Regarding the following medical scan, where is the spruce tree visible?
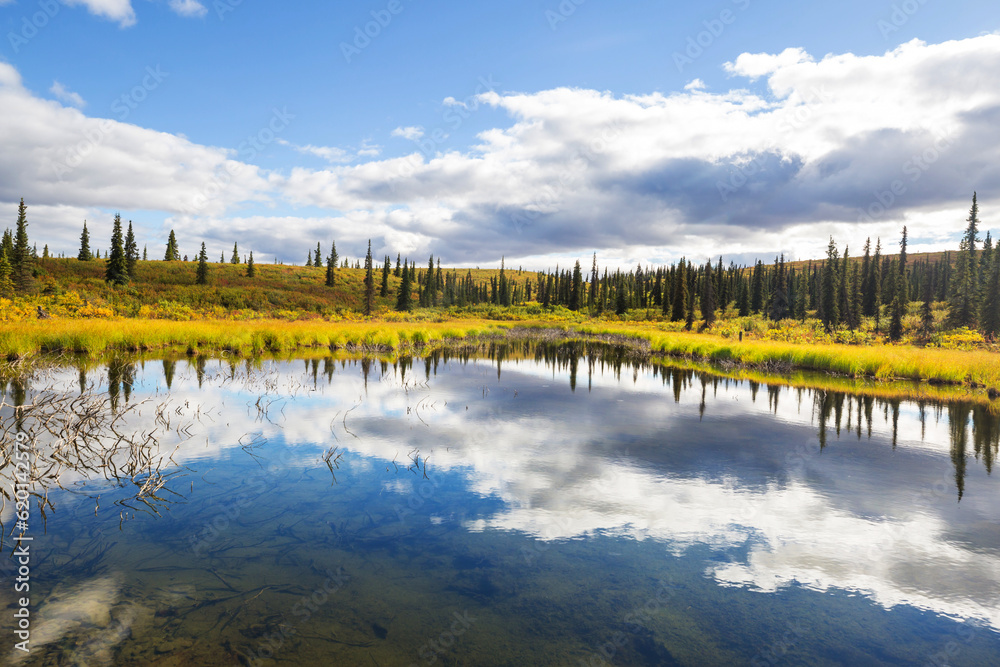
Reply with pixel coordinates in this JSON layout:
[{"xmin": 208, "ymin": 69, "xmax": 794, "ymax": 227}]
[
  {"xmin": 980, "ymin": 231, "xmax": 993, "ymax": 306},
  {"xmin": 981, "ymin": 252, "xmax": 1000, "ymax": 338},
  {"xmin": 325, "ymin": 241, "xmax": 338, "ymax": 287},
  {"xmin": 871, "ymin": 239, "xmax": 883, "ymax": 331},
  {"xmin": 737, "ymin": 272, "xmax": 750, "ymax": 317},
  {"xmin": 12, "ymin": 198, "xmax": 33, "ymax": 293},
  {"xmin": 396, "ymin": 257, "xmax": 412, "ymax": 311},
  {"xmin": 425, "ymin": 255, "xmax": 436, "ymax": 307},
  {"xmin": 1, "ymin": 229, "xmax": 12, "ymax": 261},
  {"xmin": 860, "ymin": 238, "xmax": 873, "ymax": 316},
  {"xmin": 588, "ymin": 254, "xmax": 599, "ymax": 312},
  {"xmin": 614, "ymin": 275, "xmax": 628, "ymax": 315},
  {"xmin": 124, "ymin": 221, "xmax": 138, "ymax": 277},
  {"xmin": 363, "ymin": 240, "xmax": 375, "ymax": 316},
  {"xmin": 949, "ymin": 193, "xmax": 980, "ymax": 327},
  {"xmin": 231, "ymin": 243, "xmax": 240, "ymax": 265},
  {"xmin": 794, "ymin": 269, "xmax": 808, "ymax": 320},
  {"xmin": 821, "ymin": 237, "xmax": 840, "ymax": 330},
  {"xmin": 570, "ymin": 260, "xmax": 583, "ymax": 311},
  {"xmin": 671, "ymin": 259, "xmax": 687, "ymax": 322},
  {"xmin": 164, "ymin": 230, "xmax": 180, "ymax": 261},
  {"xmin": 0, "ymin": 250, "xmax": 13, "ymax": 297},
  {"xmin": 247, "ymin": 251, "xmax": 256, "ymax": 278},
  {"xmin": 105, "ymin": 213, "xmax": 128, "ymax": 286},
  {"xmin": 685, "ymin": 269, "xmax": 696, "ymax": 331},
  {"xmin": 750, "ymin": 261, "xmax": 764, "ymax": 314},
  {"xmin": 849, "ymin": 262, "xmax": 862, "ymax": 331},
  {"xmin": 838, "ymin": 247, "xmax": 852, "ymax": 328},
  {"xmin": 702, "ymin": 260, "xmax": 717, "ymax": 326},
  {"xmin": 380, "ymin": 255, "xmax": 390, "ymax": 297},
  {"xmin": 889, "ymin": 227, "xmax": 909, "ymax": 341},
  {"xmin": 921, "ymin": 265, "xmax": 938, "ymax": 338},
  {"xmin": 196, "ymin": 242, "xmax": 209, "ymax": 285},
  {"xmin": 78, "ymin": 220, "xmax": 93, "ymax": 261},
  {"xmin": 769, "ymin": 254, "xmax": 788, "ymax": 321},
  {"xmin": 143, "ymin": 245, "xmax": 148, "ymax": 261},
  {"xmin": 394, "ymin": 253, "xmax": 402, "ymax": 277},
  {"xmin": 315, "ymin": 243, "xmax": 322, "ymax": 269}
]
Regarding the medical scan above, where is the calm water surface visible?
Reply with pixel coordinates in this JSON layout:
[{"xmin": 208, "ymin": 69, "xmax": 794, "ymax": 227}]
[{"xmin": 2, "ymin": 342, "xmax": 1000, "ymax": 665}]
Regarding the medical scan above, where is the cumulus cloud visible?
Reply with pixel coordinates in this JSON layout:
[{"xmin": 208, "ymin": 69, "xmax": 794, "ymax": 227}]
[
  {"xmin": 167, "ymin": 0, "xmax": 207, "ymax": 18},
  {"xmin": 391, "ymin": 126, "xmax": 425, "ymax": 140},
  {"xmin": 273, "ymin": 36, "xmax": 1000, "ymax": 264},
  {"xmin": 723, "ymin": 46, "xmax": 814, "ymax": 79},
  {"xmin": 49, "ymin": 81, "xmax": 85, "ymax": 108},
  {"xmin": 63, "ymin": 0, "xmax": 137, "ymax": 27},
  {"xmin": 5, "ymin": 36, "xmax": 1000, "ymax": 266},
  {"xmin": 0, "ymin": 61, "xmax": 272, "ymax": 229}
]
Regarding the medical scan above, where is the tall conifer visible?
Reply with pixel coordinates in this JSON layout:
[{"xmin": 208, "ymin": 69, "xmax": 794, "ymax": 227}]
[
  {"xmin": 105, "ymin": 214, "xmax": 128, "ymax": 286},
  {"xmin": 78, "ymin": 220, "xmax": 93, "ymax": 261}
]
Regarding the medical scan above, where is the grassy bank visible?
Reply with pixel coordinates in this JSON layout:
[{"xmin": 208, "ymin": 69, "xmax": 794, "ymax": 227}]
[
  {"xmin": 573, "ymin": 323, "xmax": 1000, "ymax": 389},
  {"xmin": 0, "ymin": 318, "xmax": 513, "ymax": 358},
  {"xmin": 3, "ymin": 318, "xmax": 999, "ymax": 391}
]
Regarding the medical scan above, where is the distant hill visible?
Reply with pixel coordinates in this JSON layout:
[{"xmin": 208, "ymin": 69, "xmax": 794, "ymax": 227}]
[{"xmin": 30, "ymin": 257, "xmax": 539, "ymax": 315}]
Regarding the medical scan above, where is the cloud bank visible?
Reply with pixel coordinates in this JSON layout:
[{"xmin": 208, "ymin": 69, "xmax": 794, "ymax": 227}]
[{"xmin": 4, "ymin": 35, "xmax": 1000, "ymax": 265}]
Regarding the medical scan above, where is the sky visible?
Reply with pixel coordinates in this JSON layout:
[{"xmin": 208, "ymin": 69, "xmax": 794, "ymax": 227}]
[{"xmin": 1, "ymin": 0, "xmax": 1000, "ymax": 269}]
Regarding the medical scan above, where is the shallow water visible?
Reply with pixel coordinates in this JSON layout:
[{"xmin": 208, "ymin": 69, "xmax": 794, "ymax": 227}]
[{"xmin": 2, "ymin": 342, "xmax": 1000, "ymax": 665}]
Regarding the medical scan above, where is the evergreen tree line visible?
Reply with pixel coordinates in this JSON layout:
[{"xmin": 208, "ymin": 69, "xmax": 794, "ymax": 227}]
[{"xmin": 2, "ymin": 195, "xmax": 998, "ymax": 336}]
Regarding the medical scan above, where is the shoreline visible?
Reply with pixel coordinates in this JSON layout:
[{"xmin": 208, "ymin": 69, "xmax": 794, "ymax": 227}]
[{"xmin": 2, "ymin": 318, "xmax": 1000, "ymax": 408}]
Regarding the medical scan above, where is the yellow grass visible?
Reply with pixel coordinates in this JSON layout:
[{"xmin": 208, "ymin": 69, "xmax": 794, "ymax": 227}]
[
  {"xmin": 0, "ymin": 318, "xmax": 512, "ymax": 359},
  {"xmin": 5, "ymin": 318, "xmax": 1000, "ymax": 398},
  {"xmin": 573, "ymin": 323, "xmax": 1000, "ymax": 389}
]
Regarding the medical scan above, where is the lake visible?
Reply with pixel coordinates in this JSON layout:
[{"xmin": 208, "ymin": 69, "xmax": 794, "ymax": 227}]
[{"xmin": 2, "ymin": 340, "xmax": 1000, "ymax": 665}]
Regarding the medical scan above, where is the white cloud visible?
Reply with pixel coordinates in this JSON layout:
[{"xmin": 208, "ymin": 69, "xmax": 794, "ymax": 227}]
[
  {"xmin": 723, "ymin": 46, "xmax": 814, "ymax": 80},
  {"xmin": 277, "ymin": 140, "xmax": 350, "ymax": 164},
  {"xmin": 277, "ymin": 139, "xmax": 381, "ymax": 164},
  {"xmin": 167, "ymin": 0, "xmax": 207, "ymax": 18},
  {"xmin": 5, "ymin": 36, "xmax": 1000, "ymax": 266},
  {"xmin": 0, "ymin": 62, "xmax": 272, "ymax": 222},
  {"xmin": 391, "ymin": 126, "xmax": 424, "ymax": 140},
  {"xmin": 274, "ymin": 35, "xmax": 1000, "ymax": 265},
  {"xmin": 63, "ymin": 0, "xmax": 137, "ymax": 27},
  {"xmin": 49, "ymin": 81, "xmax": 86, "ymax": 108},
  {"xmin": 683, "ymin": 78, "xmax": 706, "ymax": 91}
]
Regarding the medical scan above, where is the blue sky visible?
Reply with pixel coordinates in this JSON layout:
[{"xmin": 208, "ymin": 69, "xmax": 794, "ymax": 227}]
[{"xmin": 2, "ymin": 0, "xmax": 1000, "ymax": 267}]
